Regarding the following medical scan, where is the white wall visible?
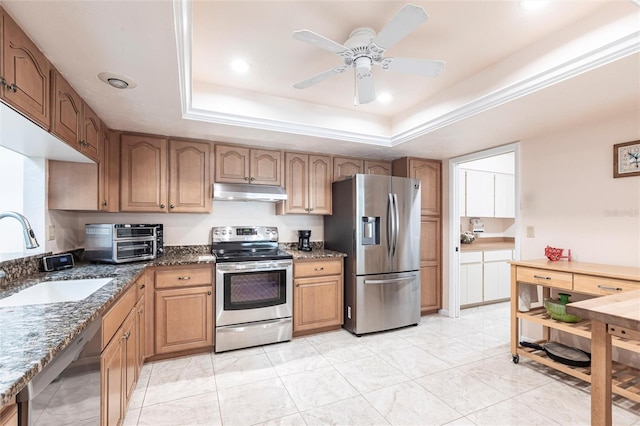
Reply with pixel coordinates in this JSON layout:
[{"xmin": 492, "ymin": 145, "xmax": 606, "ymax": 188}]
[
  {"xmin": 519, "ymin": 111, "xmax": 640, "ymax": 267},
  {"xmin": 48, "ymin": 201, "xmax": 324, "ymax": 251}
]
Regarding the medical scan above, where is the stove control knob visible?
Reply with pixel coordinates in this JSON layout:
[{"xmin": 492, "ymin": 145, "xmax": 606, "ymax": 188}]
[
  {"xmin": 221, "ymin": 230, "xmax": 227, "ymax": 235},
  {"xmin": 214, "ymin": 230, "xmax": 220, "ymax": 235}
]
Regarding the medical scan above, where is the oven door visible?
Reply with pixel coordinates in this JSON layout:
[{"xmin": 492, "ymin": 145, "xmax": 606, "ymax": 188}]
[
  {"xmin": 216, "ymin": 260, "xmax": 292, "ymax": 326},
  {"xmin": 113, "ymin": 237, "xmax": 156, "ymax": 262}
]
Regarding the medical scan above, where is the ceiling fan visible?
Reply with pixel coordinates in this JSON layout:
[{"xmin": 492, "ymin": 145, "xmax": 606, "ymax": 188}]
[{"xmin": 292, "ymin": 4, "xmax": 445, "ymax": 105}]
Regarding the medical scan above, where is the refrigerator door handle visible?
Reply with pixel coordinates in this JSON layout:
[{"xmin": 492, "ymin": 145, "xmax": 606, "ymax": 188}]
[
  {"xmin": 387, "ymin": 193, "xmax": 394, "ymax": 257},
  {"xmin": 392, "ymin": 193, "xmax": 400, "ymax": 258},
  {"xmin": 364, "ymin": 276, "xmax": 417, "ymax": 285}
]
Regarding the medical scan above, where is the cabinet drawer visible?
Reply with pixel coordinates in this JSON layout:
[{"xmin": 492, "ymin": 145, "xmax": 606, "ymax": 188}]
[
  {"xmin": 294, "ymin": 259, "xmax": 342, "ymax": 278},
  {"xmin": 573, "ymin": 274, "xmax": 639, "ymax": 296},
  {"xmin": 483, "ymin": 249, "xmax": 513, "ymax": 262},
  {"xmin": 460, "ymin": 251, "xmax": 482, "ymax": 263},
  {"xmin": 102, "ymin": 283, "xmax": 136, "ymax": 349},
  {"xmin": 516, "ymin": 266, "xmax": 573, "ymax": 290},
  {"xmin": 154, "ymin": 266, "xmax": 213, "ymax": 289}
]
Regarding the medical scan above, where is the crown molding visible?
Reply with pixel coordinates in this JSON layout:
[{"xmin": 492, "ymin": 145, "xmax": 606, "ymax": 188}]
[{"xmin": 174, "ymin": 0, "xmax": 639, "ymax": 148}]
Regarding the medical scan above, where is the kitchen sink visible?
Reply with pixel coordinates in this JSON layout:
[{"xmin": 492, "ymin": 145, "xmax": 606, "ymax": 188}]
[{"xmin": 0, "ymin": 278, "xmax": 113, "ymax": 307}]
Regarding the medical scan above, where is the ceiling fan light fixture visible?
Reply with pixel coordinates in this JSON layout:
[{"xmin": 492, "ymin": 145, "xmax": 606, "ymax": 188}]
[{"xmin": 230, "ymin": 58, "xmax": 251, "ymax": 74}]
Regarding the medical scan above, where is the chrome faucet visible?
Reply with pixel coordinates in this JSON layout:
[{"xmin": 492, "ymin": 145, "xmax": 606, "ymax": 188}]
[{"xmin": 0, "ymin": 211, "xmax": 39, "ymax": 249}]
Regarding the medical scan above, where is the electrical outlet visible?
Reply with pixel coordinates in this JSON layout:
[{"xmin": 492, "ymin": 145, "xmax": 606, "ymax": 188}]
[
  {"xmin": 48, "ymin": 225, "xmax": 56, "ymax": 241},
  {"xmin": 526, "ymin": 226, "xmax": 535, "ymax": 238}
]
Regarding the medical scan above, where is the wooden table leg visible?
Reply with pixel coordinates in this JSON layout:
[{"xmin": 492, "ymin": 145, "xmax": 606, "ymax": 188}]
[{"xmin": 590, "ymin": 320, "xmax": 612, "ymax": 426}]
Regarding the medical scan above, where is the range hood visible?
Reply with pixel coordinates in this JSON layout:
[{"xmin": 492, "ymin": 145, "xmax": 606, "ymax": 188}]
[{"xmin": 213, "ymin": 183, "xmax": 287, "ymax": 202}]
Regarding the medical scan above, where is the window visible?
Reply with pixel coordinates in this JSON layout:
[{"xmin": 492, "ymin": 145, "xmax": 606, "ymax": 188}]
[{"xmin": 0, "ymin": 146, "xmax": 45, "ymax": 260}]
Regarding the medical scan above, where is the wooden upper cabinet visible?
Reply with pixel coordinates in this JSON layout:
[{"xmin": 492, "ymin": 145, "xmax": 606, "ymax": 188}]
[
  {"xmin": 277, "ymin": 152, "xmax": 331, "ymax": 215},
  {"xmin": 168, "ymin": 139, "xmax": 212, "ymax": 213},
  {"xmin": 51, "ymin": 70, "xmax": 102, "ymax": 162},
  {"xmin": 0, "ymin": 10, "xmax": 51, "ymax": 129},
  {"xmin": 251, "ymin": 149, "xmax": 281, "ymax": 185},
  {"xmin": 333, "ymin": 157, "xmax": 363, "ymax": 181},
  {"xmin": 81, "ymin": 103, "xmax": 101, "ymax": 162},
  {"xmin": 120, "ymin": 134, "xmax": 168, "ymax": 212},
  {"xmin": 51, "ymin": 70, "xmax": 81, "ymax": 148},
  {"xmin": 215, "ymin": 144, "xmax": 281, "ymax": 185},
  {"xmin": 393, "ymin": 157, "xmax": 441, "ymax": 216},
  {"xmin": 364, "ymin": 160, "xmax": 391, "ymax": 176},
  {"xmin": 99, "ymin": 128, "xmax": 120, "ymax": 212}
]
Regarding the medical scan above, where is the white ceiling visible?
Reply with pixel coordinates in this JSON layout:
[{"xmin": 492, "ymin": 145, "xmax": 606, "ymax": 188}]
[{"xmin": 1, "ymin": 0, "xmax": 639, "ymax": 160}]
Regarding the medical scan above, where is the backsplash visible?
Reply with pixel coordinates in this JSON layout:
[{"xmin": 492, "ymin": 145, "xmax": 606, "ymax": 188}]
[{"xmin": 0, "ymin": 252, "xmax": 50, "ymax": 289}]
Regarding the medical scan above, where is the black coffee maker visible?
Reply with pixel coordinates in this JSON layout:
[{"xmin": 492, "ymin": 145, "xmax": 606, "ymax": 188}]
[{"xmin": 298, "ymin": 230, "xmax": 312, "ymax": 251}]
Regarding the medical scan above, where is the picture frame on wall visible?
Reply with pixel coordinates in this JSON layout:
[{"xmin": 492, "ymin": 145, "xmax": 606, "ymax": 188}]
[{"xmin": 613, "ymin": 140, "xmax": 640, "ymax": 178}]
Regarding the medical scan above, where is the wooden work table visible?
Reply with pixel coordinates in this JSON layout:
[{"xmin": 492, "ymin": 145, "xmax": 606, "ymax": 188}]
[{"xmin": 567, "ymin": 290, "xmax": 640, "ymax": 426}]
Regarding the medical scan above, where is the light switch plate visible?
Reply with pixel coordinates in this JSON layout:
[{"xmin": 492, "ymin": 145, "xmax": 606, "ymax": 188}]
[{"xmin": 526, "ymin": 226, "xmax": 535, "ymax": 238}]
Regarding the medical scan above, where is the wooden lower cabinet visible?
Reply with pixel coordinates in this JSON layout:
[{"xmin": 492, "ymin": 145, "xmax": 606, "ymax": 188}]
[
  {"xmin": 100, "ymin": 281, "xmax": 143, "ymax": 426},
  {"xmin": 293, "ymin": 258, "xmax": 344, "ymax": 334},
  {"xmin": 420, "ymin": 217, "xmax": 441, "ymax": 313},
  {"xmin": 152, "ymin": 265, "xmax": 214, "ymax": 355},
  {"xmin": 0, "ymin": 400, "xmax": 17, "ymax": 426}
]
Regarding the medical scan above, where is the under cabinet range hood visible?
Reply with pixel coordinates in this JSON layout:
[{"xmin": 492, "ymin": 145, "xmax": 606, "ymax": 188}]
[{"xmin": 213, "ymin": 183, "xmax": 287, "ymax": 202}]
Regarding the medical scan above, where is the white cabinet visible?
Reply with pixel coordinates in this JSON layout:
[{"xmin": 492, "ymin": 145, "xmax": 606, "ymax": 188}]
[
  {"xmin": 483, "ymin": 250, "xmax": 512, "ymax": 300},
  {"xmin": 460, "ymin": 170, "xmax": 515, "ymax": 218},
  {"xmin": 460, "ymin": 249, "xmax": 513, "ymax": 306},
  {"xmin": 460, "ymin": 252, "xmax": 483, "ymax": 305}
]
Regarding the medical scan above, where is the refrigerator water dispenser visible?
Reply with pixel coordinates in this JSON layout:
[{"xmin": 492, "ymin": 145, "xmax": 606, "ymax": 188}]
[{"xmin": 361, "ymin": 216, "xmax": 380, "ymax": 245}]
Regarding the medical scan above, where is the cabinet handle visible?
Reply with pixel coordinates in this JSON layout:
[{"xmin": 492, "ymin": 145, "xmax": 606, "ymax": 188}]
[
  {"xmin": 309, "ymin": 208, "xmax": 314, "ymax": 212},
  {"xmin": 178, "ymin": 276, "xmax": 191, "ymax": 280},
  {"xmin": 139, "ymin": 284, "xmax": 145, "ymax": 289},
  {"xmin": 598, "ymin": 285, "xmax": 623, "ymax": 292},
  {"xmin": 138, "ymin": 308, "xmax": 143, "ymax": 314},
  {"xmin": 160, "ymin": 204, "xmax": 166, "ymax": 209},
  {"xmin": 169, "ymin": 204, "xmax": 175, "ymax": 209},
  {"xmin": 305, "ymin": 208, "xmax": 309, "ymax": 212},
  {"xmin": 0, "ymin": 76, "xmax": 5, "ymax": 87},
  {"xmin": 207, "ymin": 291, "xmax": 212, "ymax": 295},
  {"xmin": 296, "ymin": 283, "xmax": 299, "ymax": 287},
  {"xmin": 9, "ymin": 83, "xmax": 18, "ymax": 93},
  {"xmin": 250, "ymin": 177, "xmax": 255, "ymax": 181},
  {"xmin": 101, "ymin": 201, "xmax": 108, "ymax": 206},
  {"xmin": 314, "ymin": 267, "xmax": 324, "ymax": 271},
  {"xmin": 122, "ymin": 331, "xmax": 130, "ymax": 340},
  {"xmin": 533, "ymin": 275, "xmax": 551, "ymax": 280},
  {"xmin": 244, "ymin": 176, "xmax": 249, "ymax": 181}
]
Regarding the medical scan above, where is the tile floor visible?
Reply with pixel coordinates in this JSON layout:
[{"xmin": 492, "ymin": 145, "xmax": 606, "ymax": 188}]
[{"xmin": 123, "ymin": 303, "xmax": 640, "ymax": 425}]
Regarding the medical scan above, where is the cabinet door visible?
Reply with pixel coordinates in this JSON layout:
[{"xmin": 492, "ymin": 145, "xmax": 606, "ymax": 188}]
[
  {"xmin": 122, "ymin": 311, "xmax": 137, "ymax": 407},
  {"xmin": 80, "ymin": 103, "xmax": 101, "ymax": 162},
  {"xmin": 333, "ymin": 157, "xmax": 363, "ymax": 181},
  {"xmin": 483, "ymin": 260, "xmax": 511, "ymax": 301},
  {"xmin": 460, "ymin": 262, "xmax": 483, "ymax": 305},
  {"xmin": 494, "ymin": 173, "xmax": 515, "ymax": 218},
  {"xmin": 465, "ymin": 170, "xmax": 494, "ymax": 217},
  {"xmin": 136, "ymin": 294, "xmax": 145, "ymax": 371},
  {"xmin": 99, "ymin": 129, "xmax": 120, "ymax": 212},
  {"xmin": 410, "ymin": 159, "xmax": 441, "ymax": 216},
  {"xmin": 0, "ymin": 403, "xmax": 18, "ymax": 426},
  {"xmin": 281, "ymin": 152, "xmax": 308, "ymax": 214},
  {"xmin": 308, "ymin": 155, "xmax": 331, "ymax": 214},
  {"xmin": 215, "ymin": 145, "xmax": 250, "ymax": 183},
  {"xmin": 168, "ymin": 139, "xmax": 212, "ymax": 213},
  {"xmin": 251, "ymin": 149, "xmax": 282, "ymax": 185},
  {"xmin": 101, "ymin": 329, "xmax": 123, "ymax": 426},
  {"xmin": 293, "ymin": 275, "xmax": 343, "ymax": 332},
  {"xmin": 51, "ymin": 71, "xmax": 82, "ymax": 149},
  {"xmin": 364, "ymin": 160, "xmax": 391, "ymax": 176},
  {"xmin": 120, "ymin": 134, "xmax": 168, "ymax": 212},
  {"xmin": 420, "ymin": 217, "xmax": 441, "ymax": 312},
  {"xmin": 155, "ymin": 286, "xmax": 213, "ymax": 354},
  {"xmin": 1, "ymin": 12, "xmax": 51, "ymax": 129}
]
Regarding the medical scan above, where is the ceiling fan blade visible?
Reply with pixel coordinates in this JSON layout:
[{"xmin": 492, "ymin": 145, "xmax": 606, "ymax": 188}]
[
  {"xmin": 293, "ymin": 67, "xmax": 346, "ymax": 89},
  {"xmin": 356, "ymin": 74, "xmax": 376, "ymax": 104},
  {"xmin": 292, "ymin": 30, "xmax": 348, "ymax": 54},
  {"xmin": 383, "ymin": 57, "xmax": 445, "ymax": 77},
  {"xmin": 371, "ymin": 4, "xmax": 428, "ymax": 50}
]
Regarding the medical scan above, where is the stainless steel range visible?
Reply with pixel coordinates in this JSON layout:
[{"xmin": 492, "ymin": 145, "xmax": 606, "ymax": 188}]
[{"xmin": 211, "ymin": 226, "xmax": 293, "ymax": 352}]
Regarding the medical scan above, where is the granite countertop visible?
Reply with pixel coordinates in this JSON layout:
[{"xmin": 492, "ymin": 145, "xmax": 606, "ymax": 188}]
[
  {"xmin": 285, "ymin": 248, "xmax": 347, "ymax": 259},
  {"xmin": 0, "ymin": 249, "xmax": 217, "ymax": 406}
]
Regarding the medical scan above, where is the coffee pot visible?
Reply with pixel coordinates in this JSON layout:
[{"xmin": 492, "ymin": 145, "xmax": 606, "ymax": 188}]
[{"xmin": 298, "ymin": 230, "xmax": 312, "ymax": 251}]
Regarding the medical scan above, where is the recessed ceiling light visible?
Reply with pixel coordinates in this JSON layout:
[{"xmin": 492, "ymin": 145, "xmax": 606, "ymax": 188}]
[
  {"xmin": 377, "ymin": 93, "xmax": 393, "ymax": 103},
  {"xmin": 98, "ymin": 72, "xmax": 137, "ymax": 89},
  {"xmin": 519, "ymin": 0, "xmax": 550, "ymax": 11},
  {"xmin": 230, "ymin": 58, "xmax": 251, "ymax": 74}
]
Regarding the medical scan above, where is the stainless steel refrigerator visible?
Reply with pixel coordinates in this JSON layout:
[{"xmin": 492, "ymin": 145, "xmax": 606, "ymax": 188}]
[{"xmin": 324, "ymin": 174, "xmax": 421, "ymax": 335}]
